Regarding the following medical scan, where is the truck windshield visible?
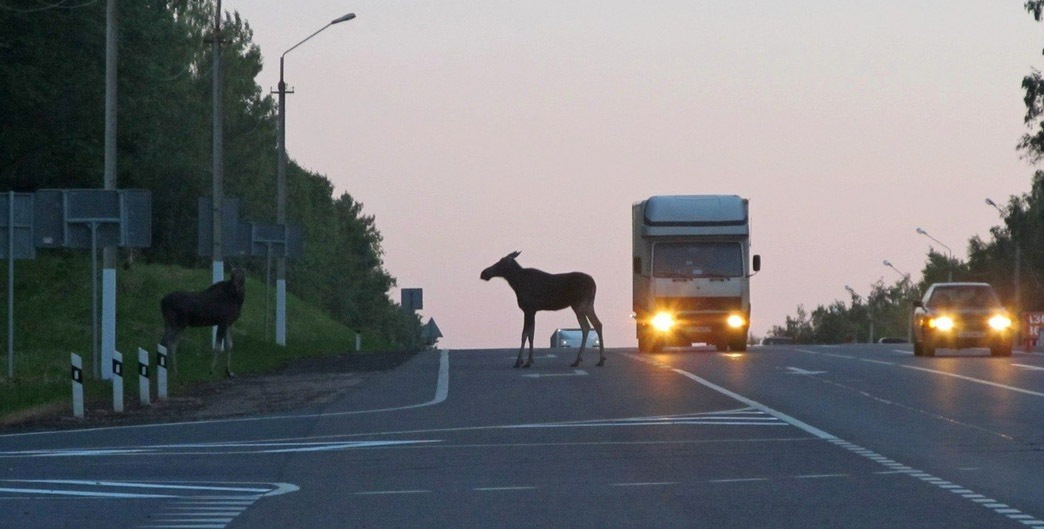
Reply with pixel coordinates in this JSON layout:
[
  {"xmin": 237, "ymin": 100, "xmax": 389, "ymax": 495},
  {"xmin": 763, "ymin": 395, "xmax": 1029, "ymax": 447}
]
[{"xmin": 653, "ymin": 242, "xmax": 743, "ymax": 279}]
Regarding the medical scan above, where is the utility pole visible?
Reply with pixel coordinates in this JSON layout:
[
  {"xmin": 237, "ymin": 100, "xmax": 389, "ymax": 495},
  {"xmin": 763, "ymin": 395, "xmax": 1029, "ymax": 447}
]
[
  {"xmin": 100, "ymin": 0, "xmax": 118, "ymax": 380},
  {"xmin": 211, "ymin": 0, "xmax": 225, "ymax": 290}
]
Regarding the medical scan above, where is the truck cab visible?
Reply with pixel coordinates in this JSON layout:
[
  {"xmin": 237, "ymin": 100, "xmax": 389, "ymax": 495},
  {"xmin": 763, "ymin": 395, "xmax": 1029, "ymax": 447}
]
[{"xmin": 632, "ymin": 195, "xmax": 760, "ymax": 353}]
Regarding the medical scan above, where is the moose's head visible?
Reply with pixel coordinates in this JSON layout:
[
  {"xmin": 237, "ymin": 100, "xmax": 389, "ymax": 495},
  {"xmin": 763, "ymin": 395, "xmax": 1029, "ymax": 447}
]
[
  {"xmin": 480, "ymin": 251, "xmax": 521, "ymax": 281},
  {"xmin": 229, "ymin": 268, "xmax": 246, "ymax": 296}
]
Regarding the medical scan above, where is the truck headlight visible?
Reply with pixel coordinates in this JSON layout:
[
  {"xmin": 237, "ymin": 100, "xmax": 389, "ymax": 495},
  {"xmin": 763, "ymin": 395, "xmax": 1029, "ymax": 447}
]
[
  {"xmin": 651, "ymin": 312, "xmax": 675, "ymax": 332},
  {"xmin": 726, "ymin": 314, "xmax": 746, "ymax": 329},
  {"xmin": 988, "ymin": 314, "xmax": 1012, "ymax": 331},
  {"xmin": 929, "ymin": 316, "xmax": 955, "ymax": 331}
]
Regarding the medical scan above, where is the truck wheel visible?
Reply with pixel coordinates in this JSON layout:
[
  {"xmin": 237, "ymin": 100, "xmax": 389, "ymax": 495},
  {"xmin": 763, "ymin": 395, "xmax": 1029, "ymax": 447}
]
[
  {"xmin": 729, "ymin": 338, "xmax": 748, "ymax": 352},
  {"xmin": 638, "ymin": 333, "xmax": 661, "ymax": 353},
  {"xmin": 913, "ymin": 339, "xmax": 923, "ymax": 356}
]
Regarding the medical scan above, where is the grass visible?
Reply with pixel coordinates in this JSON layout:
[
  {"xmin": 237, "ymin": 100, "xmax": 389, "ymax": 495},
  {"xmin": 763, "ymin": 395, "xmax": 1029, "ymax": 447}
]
[{"xmin": 0, "ymin": 254, "xmax": 392, "ymax": 422}]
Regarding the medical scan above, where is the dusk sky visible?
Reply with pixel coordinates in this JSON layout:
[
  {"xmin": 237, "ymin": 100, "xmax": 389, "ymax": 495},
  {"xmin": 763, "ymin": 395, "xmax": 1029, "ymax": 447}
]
[{"xmin": 224, "ymin": 1, "xmax": 1040, "ymax": 349}]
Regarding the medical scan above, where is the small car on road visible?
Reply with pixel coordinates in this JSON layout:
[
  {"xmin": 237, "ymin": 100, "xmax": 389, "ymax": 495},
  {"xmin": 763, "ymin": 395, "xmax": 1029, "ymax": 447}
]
[
  {"xmin": 911, "ymin": 282, "xmax": 1013, "ymax": 357},
  {"xmin": 550, "ymin": 328, "xmax": 600, "ymax": 349}
]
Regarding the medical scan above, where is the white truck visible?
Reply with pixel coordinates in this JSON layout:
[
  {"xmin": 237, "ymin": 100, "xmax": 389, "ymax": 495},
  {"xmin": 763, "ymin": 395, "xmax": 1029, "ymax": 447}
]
[{"xmin": 632, "ymin": 195, "xmax": 760, "ymax": 353}]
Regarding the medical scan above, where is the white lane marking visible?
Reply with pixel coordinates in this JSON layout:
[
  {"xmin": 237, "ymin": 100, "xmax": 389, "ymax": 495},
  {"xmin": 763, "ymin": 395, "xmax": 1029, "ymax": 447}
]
[
  {"xmin": 799, "ymin": 349, "xmax": 1044, "ymax": 399},
  {"xmin": 622, "ymin": 352, "xmax": 1044, "ymax": 525},
  {"xmin": 1013, "ymin": 363, "xmax": 1044, "ymax": 371},
  {"xmin": 0, "ymin": 440, "xmax": 441, "ymax": 458},
  {"xmin": 473, "ymin": 486, "xmax": 538, "ymax": 491},
  {"xmin": 611, "ymin": 482, "xmax": 677, "ymax": 487},
  {"xmin": 522, "ymin": 369, "xmax": 588, "ymax": 378},
  {"xmin": 352, "ymin": 490, "xmax": 430, "ymax": 496},
  {"xmin": 9, "ymin": 480, "xmax": 270, "ymax": 493},
  {"xmin": 0, "ymin": 487, "xmax": 174, "ymax": 499},
  {"xmin": 785, "ymin": 367, "xmax": 826, "ymax": 375},
  {"xmin": 900, "ymin": 364, "xmax": 1044, "ymax": 398},
  {"xmin": 258, "ymin": 440, "xmax": 440, "ymax": 454},
  {"xmin": 501, "ymin": 409, "xmax": 785, "ymax": 428},
  {"xmin": 0, "ymin": 349, "xmax": 451, "ymax": 439},
  {"xmin": 709, "ymin": 478, "xmax": 769, "ymax": 483}
]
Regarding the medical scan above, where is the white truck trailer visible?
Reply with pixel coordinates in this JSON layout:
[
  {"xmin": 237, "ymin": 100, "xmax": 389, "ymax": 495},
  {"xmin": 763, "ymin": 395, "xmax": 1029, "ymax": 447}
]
[{"xmin": 632, "ymin": 195, "xmax": 760, "ymax": 352}]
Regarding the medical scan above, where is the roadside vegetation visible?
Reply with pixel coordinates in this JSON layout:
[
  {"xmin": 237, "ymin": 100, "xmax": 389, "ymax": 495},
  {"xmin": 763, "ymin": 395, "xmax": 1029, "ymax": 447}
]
[
  {"xmin": 0, "ymin": 3, "xmax": 427, "ymax": 422},
  {"xmin": 0, "ymin": 255, "xmax": 397, "ymax": 422}
]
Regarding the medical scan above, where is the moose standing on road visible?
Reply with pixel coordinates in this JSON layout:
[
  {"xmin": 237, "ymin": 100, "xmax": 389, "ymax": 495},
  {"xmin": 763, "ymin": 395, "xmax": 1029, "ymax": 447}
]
[
  {"xmin": 160, "ymin": 268, "xmax": 246, "ymax": 377},
  {"xmin": 480, "ymin": 251, "xmax": 605, "ymax": 368}
]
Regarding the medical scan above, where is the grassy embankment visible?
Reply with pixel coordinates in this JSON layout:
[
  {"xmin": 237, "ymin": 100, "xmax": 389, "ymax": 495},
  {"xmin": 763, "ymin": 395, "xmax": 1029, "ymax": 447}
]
[{"xmin": 0, "ymin": 255, "xmax": 385, "ymax": 423}]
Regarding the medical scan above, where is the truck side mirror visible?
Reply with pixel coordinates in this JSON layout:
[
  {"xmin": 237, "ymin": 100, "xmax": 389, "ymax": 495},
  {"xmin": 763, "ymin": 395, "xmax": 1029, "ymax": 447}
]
[{"xmin": 752, "ymin": 254, "xmax": 761, "ymax": 273}]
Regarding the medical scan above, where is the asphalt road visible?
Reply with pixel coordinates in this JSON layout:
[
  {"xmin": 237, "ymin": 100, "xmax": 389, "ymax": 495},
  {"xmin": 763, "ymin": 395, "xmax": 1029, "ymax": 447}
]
[{"xmin": 3, "ymin": 343, "xmax": 1044, "ymax": 528}]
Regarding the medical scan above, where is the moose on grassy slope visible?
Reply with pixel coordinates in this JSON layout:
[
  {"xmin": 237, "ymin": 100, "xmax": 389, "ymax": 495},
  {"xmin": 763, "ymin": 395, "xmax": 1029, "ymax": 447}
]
[
  {"xmin": 160, "ymin": 268, "xmax": 246, "ymax": 377},
  {"xmin": 481, "ymin": 251, "xmax": 605, "ymax": 368}
]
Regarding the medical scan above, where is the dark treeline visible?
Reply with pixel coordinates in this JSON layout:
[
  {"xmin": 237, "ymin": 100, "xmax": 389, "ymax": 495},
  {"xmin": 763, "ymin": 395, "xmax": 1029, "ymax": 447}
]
[
  {"xmin": 0, "ymin": 1, "xmax": 421, "ymax": 348},
  {"xmin": 770, "ymin": 3, "xmax": 1044, "ymax": 344}
]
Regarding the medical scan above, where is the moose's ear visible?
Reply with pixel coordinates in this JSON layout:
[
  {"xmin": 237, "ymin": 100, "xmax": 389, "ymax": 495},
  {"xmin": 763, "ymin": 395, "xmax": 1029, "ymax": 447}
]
[{"xmin": 508, "ymin": 250, "xmax": 521, "ymax": 259}]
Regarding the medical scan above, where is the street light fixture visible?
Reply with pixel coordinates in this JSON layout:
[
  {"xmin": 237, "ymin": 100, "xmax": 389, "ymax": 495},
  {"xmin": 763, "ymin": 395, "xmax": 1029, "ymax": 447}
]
[
  {"xmin": 844, "ymin": 285, "xmax": 874, "ymax": 343},
  {"xmin": 884, "ymin": 260, "xmax": 913, "ymax": 342},
  {"xmin": 274, "ymin": 12, "xmax": 356, "ymax": 346},
  {"xmin": 915, "ymin": 227, "xmax": 953, "ymax": 281},
  {"xmin": 882, "ymin": 260, "xmax": 910, "ymax": 283}
]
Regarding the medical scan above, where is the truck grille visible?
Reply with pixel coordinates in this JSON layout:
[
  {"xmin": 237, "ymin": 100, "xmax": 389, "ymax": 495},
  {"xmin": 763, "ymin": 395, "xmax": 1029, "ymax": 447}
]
[{"xmin": 655, "ymin": 297, "xmax": 742, "ymax": 312}]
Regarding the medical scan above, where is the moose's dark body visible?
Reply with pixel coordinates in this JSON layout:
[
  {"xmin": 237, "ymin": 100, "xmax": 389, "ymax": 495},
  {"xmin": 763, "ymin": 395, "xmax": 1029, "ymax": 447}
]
[
  {"xmin": 160, "ymin": 269, "xmax": 246, "ymax": 377},
  {"xmin": 481, "ymin": 251, "xmax": 605, "ymax": 368}
]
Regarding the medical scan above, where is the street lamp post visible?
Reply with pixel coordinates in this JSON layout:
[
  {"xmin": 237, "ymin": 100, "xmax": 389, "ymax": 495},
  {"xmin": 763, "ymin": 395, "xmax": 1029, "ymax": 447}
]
[
  {"xmin": 916, "ymin": 227, "xmax": 953, "ymax": 281},
  {"xmin": 883, "ymin": 260, "xmax": 913, "ymax": 343},
  {"xmin": 274, "ymin": 13, "xmax": 355, "ymax": 346},
  {"xmin": 844, "ymin": 285, "xmax": 873, "ymax": 343},
  {"xmin": 987, "ymin": 198, "xmax": 1022, "ymax": 346}
]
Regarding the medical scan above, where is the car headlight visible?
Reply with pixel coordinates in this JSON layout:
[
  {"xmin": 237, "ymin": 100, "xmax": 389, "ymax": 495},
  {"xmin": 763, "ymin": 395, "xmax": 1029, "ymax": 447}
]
[
  {"xmin": 651, "ymin": 312, "xmax": 675, "ymax": 332},
  {"xmin": 929, "ymin": 316, "xmax": 955, "ymax": 331},
  {"xmin": 988, "ymin": 314, "xmax": 1013, "ymax": 331},
  {"xmin": 726, "ymin": 314, "xmax": 746, "ymax": 329}
]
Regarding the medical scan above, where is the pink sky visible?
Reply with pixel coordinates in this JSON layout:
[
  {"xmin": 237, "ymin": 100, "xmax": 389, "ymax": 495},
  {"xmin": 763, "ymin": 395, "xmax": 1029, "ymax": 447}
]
[{"xmin": 224, "ymin": 1, "xmax": 1038, "ymax": 349}]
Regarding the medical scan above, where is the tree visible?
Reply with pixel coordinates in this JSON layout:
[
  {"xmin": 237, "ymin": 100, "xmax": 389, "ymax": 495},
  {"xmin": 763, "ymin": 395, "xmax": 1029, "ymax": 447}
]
[{"xmin": 0, "ymin": 2, "xmax": 422, "ymax": 350}]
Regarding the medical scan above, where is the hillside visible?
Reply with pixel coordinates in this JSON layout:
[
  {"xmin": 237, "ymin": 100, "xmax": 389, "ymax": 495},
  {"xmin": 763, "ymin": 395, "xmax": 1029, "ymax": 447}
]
[{"xmin": 0, "ymin": 255, "xmax": 396, "ymax": 423}]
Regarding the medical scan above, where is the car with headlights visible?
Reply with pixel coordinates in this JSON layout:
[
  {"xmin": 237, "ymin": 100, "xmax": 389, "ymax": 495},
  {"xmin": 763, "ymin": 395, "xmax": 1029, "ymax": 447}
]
[
  {"xmin": 550, "ymin": 328, "xmax": 600, "ymax": 349},
  {"xmin": 911, "ymin": 282, "xmax": 1013, "ymax": 357}
]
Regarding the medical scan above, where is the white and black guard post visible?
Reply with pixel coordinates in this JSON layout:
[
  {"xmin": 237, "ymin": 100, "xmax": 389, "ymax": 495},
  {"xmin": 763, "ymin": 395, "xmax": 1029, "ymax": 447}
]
[
  {"xmin": 156, "ymin": 344, "xmax": 168, "ymax": 400},
  {"xmin": 112, "ymin": 350, "xmax": 123, "ymax": 413},
  {"xmin": 71, "ymin": 353, "xmax": 84, "ymax": 419},
  {"xmin": 137, "ymin": 348, "xmax": 150, "ymax": 407}
]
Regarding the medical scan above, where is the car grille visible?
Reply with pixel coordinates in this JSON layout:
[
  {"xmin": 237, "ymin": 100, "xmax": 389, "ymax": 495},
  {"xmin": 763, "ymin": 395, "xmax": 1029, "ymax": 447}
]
[{"xmin": 655, "ymin": 296, "xmax": 742, "ymax": 312}]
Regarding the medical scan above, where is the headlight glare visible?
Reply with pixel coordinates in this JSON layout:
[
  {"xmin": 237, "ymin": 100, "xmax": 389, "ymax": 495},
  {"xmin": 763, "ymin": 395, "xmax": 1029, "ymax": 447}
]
[
  {"xmin": 651, "ymin": 312, "xmax": 674, "ymax": 332},
  {"xmin": 988, "ymin": 314, "xmax": 1012, "ymax": 331},
  {"xmin": 929, "ymin": 316, "xmax": 955, "ymax": 331},
  {"xmin": 726, "ymin": 314, "xmax": 746, "ymax": 328}
]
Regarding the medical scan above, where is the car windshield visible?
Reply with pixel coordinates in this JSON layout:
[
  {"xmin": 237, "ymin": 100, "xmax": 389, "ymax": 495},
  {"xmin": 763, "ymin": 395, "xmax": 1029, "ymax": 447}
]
[
  {"xmin": 926, "ymin": 285, "xmax": 1001, "ymax": 310},
  {"xmin": 652, "ymin": 242, "xmax": 743, "ymax": 279}
]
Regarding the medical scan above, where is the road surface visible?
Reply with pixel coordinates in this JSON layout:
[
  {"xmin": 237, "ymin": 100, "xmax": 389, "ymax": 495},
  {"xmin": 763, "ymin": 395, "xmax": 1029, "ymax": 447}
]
[{"xmin": 3, "ymin": 344, "xmax": 1044, "ymax": 528}]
